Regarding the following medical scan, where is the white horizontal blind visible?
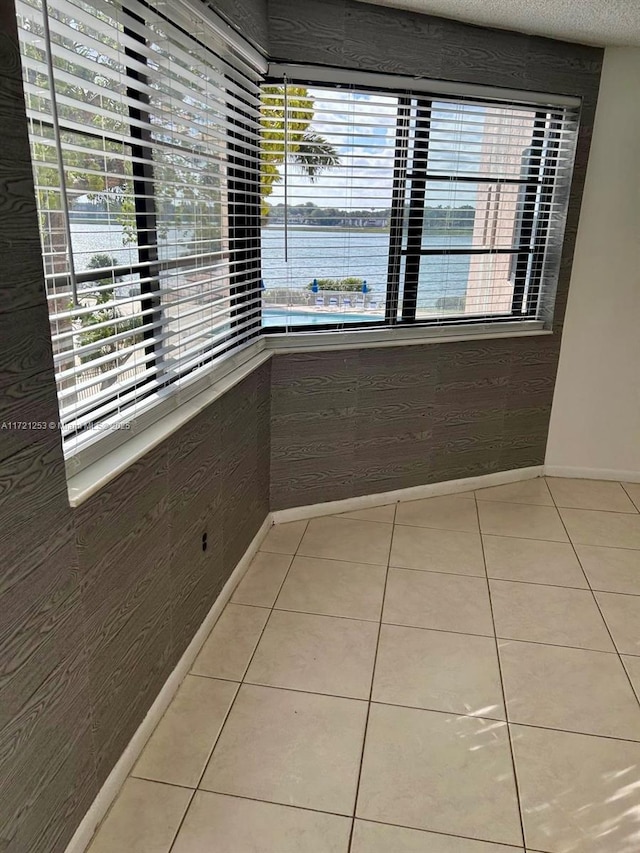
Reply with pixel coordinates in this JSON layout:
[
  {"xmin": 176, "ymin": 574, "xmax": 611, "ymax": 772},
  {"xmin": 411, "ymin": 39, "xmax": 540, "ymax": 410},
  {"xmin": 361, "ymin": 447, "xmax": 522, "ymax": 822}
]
[
  {"xmin": 16, "ymin": 0, "xmax": 262, "ymax": 450},
  {"xmin": 397, "ymin": 98, "xmax": 578, "ymax": 323},
  {"xmin": 261, "ymin": 84, "xmax": 397, "ymax": 327},
  {"xmin": 260, "ymin": 80, "xmax": 579, "ymax": 330}
]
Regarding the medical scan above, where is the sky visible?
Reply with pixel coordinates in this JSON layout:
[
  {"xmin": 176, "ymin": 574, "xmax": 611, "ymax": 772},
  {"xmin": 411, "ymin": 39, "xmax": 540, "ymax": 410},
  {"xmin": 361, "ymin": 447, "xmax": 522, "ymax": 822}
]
[{"xmin": 265, "ymin": 87, "xmax": 536, "ymax": 213}]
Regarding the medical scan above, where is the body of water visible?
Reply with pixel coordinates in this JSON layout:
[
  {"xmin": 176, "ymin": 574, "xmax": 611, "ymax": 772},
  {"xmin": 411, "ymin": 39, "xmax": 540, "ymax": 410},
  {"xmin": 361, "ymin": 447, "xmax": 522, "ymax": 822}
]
[
  {"xmin": 68, "ymin": 223, "xmax": 472, "ymax": 312},
  {"xmin": 262, "ymin": 306, "xmax": 378, "ymax": 328},
  {"xmin": 261, "ymin": 226, "xmax": 472, "ymax": 310},
  {"xmin": 69, "ymin": 222, "xmax": 195, "ymax": 272}
]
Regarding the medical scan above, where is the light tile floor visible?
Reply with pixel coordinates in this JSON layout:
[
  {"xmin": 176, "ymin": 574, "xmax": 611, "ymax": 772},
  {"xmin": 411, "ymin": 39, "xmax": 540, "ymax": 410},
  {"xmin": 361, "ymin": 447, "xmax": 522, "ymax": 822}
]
[{"xmin": 87, "ymin": 477, "xmax": 640, "ymax": 853}]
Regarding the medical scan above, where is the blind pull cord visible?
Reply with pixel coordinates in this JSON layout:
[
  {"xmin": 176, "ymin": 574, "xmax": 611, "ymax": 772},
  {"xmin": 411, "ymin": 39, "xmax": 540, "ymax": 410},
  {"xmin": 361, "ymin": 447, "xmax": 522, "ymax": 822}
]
[
  {"xmin": 283, "ymin": 75, "xmax": 289, "ymax": 264},
  {"xmin": 41, "ymin": 0, "xmax": 79, "ymax": 308}
]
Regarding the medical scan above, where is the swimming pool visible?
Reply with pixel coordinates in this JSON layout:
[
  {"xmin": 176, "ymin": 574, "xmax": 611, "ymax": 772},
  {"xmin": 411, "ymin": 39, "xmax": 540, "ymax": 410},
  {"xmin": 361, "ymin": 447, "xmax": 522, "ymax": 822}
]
[{"xmin": 262, "ymin": 306, "xmax": 382, "ymax": 327}]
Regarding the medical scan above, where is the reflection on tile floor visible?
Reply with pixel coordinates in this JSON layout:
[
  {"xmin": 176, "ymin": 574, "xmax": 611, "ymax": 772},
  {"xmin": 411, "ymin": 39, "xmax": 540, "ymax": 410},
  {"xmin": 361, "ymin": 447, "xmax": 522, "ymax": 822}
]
[{"xmin": 88, "ymin": 477, "xmax": 640, "ymax": 853}]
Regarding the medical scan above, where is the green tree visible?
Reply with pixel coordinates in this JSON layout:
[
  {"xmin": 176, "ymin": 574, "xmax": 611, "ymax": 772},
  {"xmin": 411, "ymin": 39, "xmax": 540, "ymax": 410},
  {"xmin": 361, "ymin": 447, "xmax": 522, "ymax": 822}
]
[
  {"xmin": 73, "ymin": 254, "xmax": 143, "ymax": 387},
  {"xmin": 260, "ymin": 86, "xmax": 340, "ymax": 218},
  {"xmin": 306, "ymin": 277, "xmax": 364, "ymax": 292}
]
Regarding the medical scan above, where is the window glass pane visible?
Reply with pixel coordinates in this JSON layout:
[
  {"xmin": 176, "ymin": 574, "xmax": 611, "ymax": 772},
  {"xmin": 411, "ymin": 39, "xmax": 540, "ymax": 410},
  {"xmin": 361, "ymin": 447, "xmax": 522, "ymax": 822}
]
[
  {"xmin": 260, "ymin": 85, "xmax": 396, "ymax": 327},
  {"xmin": 400, "ymin": 98, "xmax": 561, "ymax": 321},
  {"xmin": 427, "ymin": 103, "xmax": 537, "ymax": 180},
  {"xmin": 417, "ymin": 180, "xmax": 526, "ymax": 251},
  {"xmin": 399, "ymin": 253, "xmax": 516, "ymax": 320}
]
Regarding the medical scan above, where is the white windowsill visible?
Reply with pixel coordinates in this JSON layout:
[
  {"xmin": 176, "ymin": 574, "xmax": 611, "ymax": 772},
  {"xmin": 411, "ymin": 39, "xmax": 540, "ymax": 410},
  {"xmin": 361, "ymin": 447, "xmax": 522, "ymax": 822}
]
[
  {"xmin": 66, "ymin": 322, "xmax": 552, "ymax": 507},
  {"xmin": 264, "ymin": 319, "xmax": 549, "ymax": 353}
]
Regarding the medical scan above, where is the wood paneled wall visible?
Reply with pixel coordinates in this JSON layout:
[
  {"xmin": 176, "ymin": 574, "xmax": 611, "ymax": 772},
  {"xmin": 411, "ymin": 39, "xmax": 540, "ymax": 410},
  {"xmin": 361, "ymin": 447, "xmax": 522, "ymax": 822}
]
[
  {"xmin": 0, "ymin": 5, "xmax": 97, "ymax": 851},
  {"xmin": 267, "ymin": 0, "xmax": 602, "ymax": 509},
  {"xmin": 209, "ymin": 0, "xmax": 269, "ymax": 52},
  {"xmin": 271, "ymin": 338, "xmax": 558, "ymax": 508}
]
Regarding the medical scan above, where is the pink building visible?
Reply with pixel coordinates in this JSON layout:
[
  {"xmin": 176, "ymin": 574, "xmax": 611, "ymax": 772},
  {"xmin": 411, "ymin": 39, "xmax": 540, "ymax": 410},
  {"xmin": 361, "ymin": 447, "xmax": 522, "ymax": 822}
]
[{"xmin": 466, "ymin": 107, "xmax": 536, "ymax": 315}]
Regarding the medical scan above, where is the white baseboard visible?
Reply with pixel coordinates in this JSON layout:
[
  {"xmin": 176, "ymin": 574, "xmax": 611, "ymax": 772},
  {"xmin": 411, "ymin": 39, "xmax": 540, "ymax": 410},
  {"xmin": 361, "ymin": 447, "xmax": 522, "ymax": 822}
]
[
  {"xmin": 544, "ymin": 465, "xmax": 640, "ymax": 483},
  {"xmin": 271, "ymin": 466, "xmax": 544, "ymax": 524},
  {"xmin": 64, "ymin": 513, "xmax": 273, "ymax": 853}
]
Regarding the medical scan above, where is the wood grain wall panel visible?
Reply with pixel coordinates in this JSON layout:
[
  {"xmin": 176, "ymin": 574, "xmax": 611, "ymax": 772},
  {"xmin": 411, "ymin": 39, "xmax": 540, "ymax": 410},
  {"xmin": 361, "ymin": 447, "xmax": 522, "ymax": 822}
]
[
  {"xmin": 0, "ymin": 0, "xmax": 20, "ymax": 53},
  {"xmin": 499, "ymin": 405, "xmax": 552, "ymax": 470},
  {"xmin": 0, "ymin": 372, "xmax": 62, "ymax": 463},
  {"xmin": 79, "ymin": 498, "xmax": 173, "ymax": 786},
  {"xmin": 271, "ymin": 335, "xmax": 562, "ymax": 508},
  {"xmin": 0, "ymin": 536, "xmax": 77, "ymax": 730},
  {"xmin": 0, "ymin": 7, "xmax": 92, "ymax": 844},
  {"xmin": 170, "ymin": 503, "xmax": 224, "ymax": 659},
  {"xmin": 345, "ymin": 4, "xmax": 445, "ymax": 77},
  {"xmin": 0, "ymin": 61, "xmax": 51, "ymax": 315},
  {"xmin": 74, "ymin": 442, "xmax": 168, "ymax": 558},
  {"xmin": 0, "ymin": 437, "xmax": 71, "ymax": 574},
  {"xmin": 87, "ymin": 589, "xmax": 173, "ymax": 788},
  {"xmin": 267, "ymin": 0, "xmax": 347, "ymax": 65},
  {"xmin": 272, "ymin": 456, "xmax": 357, "ymax": 507},
  {"xmin": 0, "ymin": 301, "xmax": 56, "ymax": 395},
  {"xmin": 223, "ymin": 454, "xmax": 265, "ymax": 570},
  {"xmin": 0, "ymin": 304, "xmax": 61, "ymax": 462},
  {"xmin": 8, "ymin": 722, "xmax": 96, "ymax": 853},
  {"xmin": 270, "ymin": 350, "xmax": 358, "ymax": 415},
  {"xmin": 209, "ymin": 0, "xmax": 269, "ymax": 53},
  {"xmin": 0, "ymin": 76, "xmax": 38, "ymax": 165},
  {"xmin": 167, "ymin": 407, "xmax": 222, "ymax": 530},
  {"xmin": 219, "ymin": 372, "xmax": 267, "ymax": 570},
  {"xmin": 0, "ymin": 589, "xmax": 95, "ymax": 853},
  {"xmin": 75, "ymin": 442, "xmax": 172, "ymax": 785},
  {"xmin": 256, "ymin": 359, "xmax": 271, "ymax": 498},
  {"xmin": 0, "ymin": 160, "xmax": 50, "ymax": 316},
  {"xmin": 439, "ymin": 27, "xmax": 527, "ymax": 90},
  {"xmin": 269, "ymin": 0, "xmax": 602, "ymax": 97}
]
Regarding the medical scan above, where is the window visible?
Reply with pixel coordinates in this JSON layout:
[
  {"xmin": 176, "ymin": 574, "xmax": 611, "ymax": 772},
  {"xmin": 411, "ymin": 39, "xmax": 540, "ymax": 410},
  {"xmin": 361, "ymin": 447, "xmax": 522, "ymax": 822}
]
[
  {"xmin": 259, "ymin": 69, "xmax": 579, "ymax": 332},
  {"xmin": 16, "ymin": 0, "xmax": 264, "ymax": 454}
]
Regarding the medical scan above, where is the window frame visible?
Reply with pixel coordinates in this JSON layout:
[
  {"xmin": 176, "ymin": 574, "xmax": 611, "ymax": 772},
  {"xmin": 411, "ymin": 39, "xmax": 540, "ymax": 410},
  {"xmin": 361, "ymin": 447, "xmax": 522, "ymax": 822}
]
[{"xmin": 259, "ymin": 70, "xmax": 580, "ymax": 337}]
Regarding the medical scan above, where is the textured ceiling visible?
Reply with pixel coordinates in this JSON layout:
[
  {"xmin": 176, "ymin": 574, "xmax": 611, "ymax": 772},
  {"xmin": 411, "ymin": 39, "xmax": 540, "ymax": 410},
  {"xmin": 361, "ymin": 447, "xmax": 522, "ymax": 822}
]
[{"xmin": 354, "ymin": 0, "xmax": 640, "ymax": 46}]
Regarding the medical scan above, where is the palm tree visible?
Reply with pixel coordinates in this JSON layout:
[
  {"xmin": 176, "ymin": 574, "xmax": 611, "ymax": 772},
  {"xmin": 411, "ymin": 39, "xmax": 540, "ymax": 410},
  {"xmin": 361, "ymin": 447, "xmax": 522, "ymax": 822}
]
[
  {"xmin": 290, "ymin": 130, "xmax": 341, "ymax": 180},
  {"xmin": 260, "ymin": 85, "xmax": 340, "ymax": 219}
]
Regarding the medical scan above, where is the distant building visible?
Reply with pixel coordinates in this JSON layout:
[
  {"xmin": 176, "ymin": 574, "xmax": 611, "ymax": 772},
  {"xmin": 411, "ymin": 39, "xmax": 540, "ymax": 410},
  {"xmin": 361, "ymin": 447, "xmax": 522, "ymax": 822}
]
[{"xmin": 466, "ymin": 108, "xmax": 536, "ymax": 315}]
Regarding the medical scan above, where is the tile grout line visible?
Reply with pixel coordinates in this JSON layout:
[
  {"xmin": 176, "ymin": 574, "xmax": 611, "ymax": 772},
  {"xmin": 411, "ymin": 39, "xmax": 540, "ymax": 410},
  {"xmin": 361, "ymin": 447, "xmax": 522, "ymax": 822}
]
[
  {"xmin": 144, "ymin": 781, "xmax": 532, "ymax": 849},
  {"xmin": 270, "ymin": 524, "xmax": 640, "ymax": 557},
  {"xmin": 356, "ymin": 815, "xmax": 531, "ymax": 851},
  {"xmin": 233, "ymin": 518, "xmax": 311, "ymax": 686},
  {"xmin": 182, "ymin": 675, "xmax": 640, "ymax": 743},
  {"xmin": 264, "ymin": 549, "xmax": 389, "ymax": 568},
  {"xmin": 474, "ymin": 489, "xmax": 528, "ymax": 851},
  {"xmin": 234, "ymin": 566, "xmax": 640, "ymax": 603},
  {"xmin": 482, "ymin": 529, "xmax": 640, "ymax": 551},
  {"xmin": 166, "ymin": 521, "xmax": 312, "ymax": 853},
  {"xmin": 538, "ymin": 477, "xmax": 640, "ymax": 516},
  {"xmin": 620, "ymin": 482, "xmax": 640, "ymax": 513},
  {"xmin": 200, "ymin": 603, "xmax": 635, "ymax": 654},
  {"xmin": 346, "ymin": 500, "xmax": 398, "ymax": 853},
  {"xmin": 548, "ymin": 483, "xmax": 640, "ymax": 716}
]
